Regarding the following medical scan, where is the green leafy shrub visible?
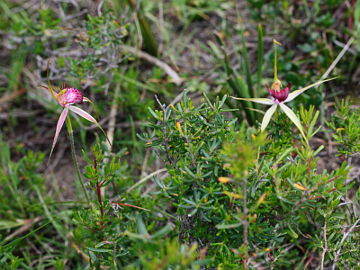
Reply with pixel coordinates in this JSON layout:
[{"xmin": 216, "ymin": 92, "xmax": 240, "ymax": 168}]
[
  {"xmin": 327, "ymin": 99, "xmax": 360, "ymax": 156},
  {"xmin": 141, "ymin": 94, "xmax": 360, "ymax": 268}
]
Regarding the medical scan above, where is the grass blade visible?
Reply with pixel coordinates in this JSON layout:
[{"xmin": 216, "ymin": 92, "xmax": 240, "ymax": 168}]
[
  {"xmin": 240, "ymin": 30, "xmax": 255, "ymax": 101},
  {"xmin": 221, "ymin": 46, "xmax": 255, "ymax": 124}
]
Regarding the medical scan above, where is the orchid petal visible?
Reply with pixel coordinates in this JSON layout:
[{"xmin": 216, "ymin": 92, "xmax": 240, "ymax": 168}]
[
  {"xmin": 44, "ymin": 59, "xmax": 59, "ymax": 102},
  {"xmin": 279, "ymin": 103, "xmax": 306, "ymax": 139},
  {"xmin": 261, "ymin": 104, "xmax": 278, "ymax": 131},
  {"xmin": 82, "ymin": 96, "xmax": 94, "ymax": 106},
  {"xmin": 41, "ymin": 85, "xmax": 59, "ymax": 101},
  {"xmin": 69, "ymin": 106, "xmax": 111, "ymax": 145},
  {"xmin": 49, "ymin": 107, "xmax": 69, "ymax": 161},
  {"xmin": 230, "ymin": 97, "xmax": 274, "ymax": 105},
  {"xmin": 69, "ymin": 105, "xmax": 97, "ymax": 123},
  {"xmin": 48, "ymin": 84, "xmax": 59, "ymax": 102},
  {"xmin": 284, "ymin": 77, "xmax": 336, "ymax": 103}
]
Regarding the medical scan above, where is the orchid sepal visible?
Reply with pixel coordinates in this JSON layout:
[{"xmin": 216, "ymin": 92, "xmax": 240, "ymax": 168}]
[
  {"xmin": 48, "ymin": 107, "xmax": 69, "ymax": 162},
  {"xmin": 261, "ymin": 104, "xmax": 277, "ymax": 131},
  {"xmin": 284, "ymin": 77, "xmax": 336, "ymax": 103},
  {"xmin": 68, "ymin": 106, "xmax": 112, "ymax": 146},
  {"xmin": 230, "ymin": 96, "xmax": 274, "ymax": 105},
  {"xmin": 279, "ymin": 103, "xmax": 306, "ymax": 139},
  {"xmin": 42, "ymin": 85, "xmax": 59, "ymax": 103}
]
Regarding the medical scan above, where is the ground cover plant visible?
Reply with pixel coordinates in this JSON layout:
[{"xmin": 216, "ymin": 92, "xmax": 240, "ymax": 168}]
[{"xmin": 0, "ymin": 0, "xmax": 359, "ymax": 269}]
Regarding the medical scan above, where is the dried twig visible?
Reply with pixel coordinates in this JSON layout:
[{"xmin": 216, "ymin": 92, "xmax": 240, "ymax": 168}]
[
  {"xmin": 320, "ymin": 222, "xmax": 327, "ymax": 270},
  {"xmin": 331, "ymin": 218, "xmax": 360, "ymax": 270},
  {"xmin": 0, "ymin": 88, "xmax": 27, "ymax": 106},
  {"xmin": 126, "ymin": 168, "xmax": 168, "ymax": 193},
  {"xmin": 320, "ymin": 37, "xmax": 354, "ymax": 81},
  {"xmin": 4, "ymin": 216, "xmax": 42, "ymax": 242},
  {"xmin": 106, "ymin": 83, "xmax": 120, "ymax": 151},
  {"xmin": 120, "ymin": 45, "xmax": 183, "ymax": 85}
]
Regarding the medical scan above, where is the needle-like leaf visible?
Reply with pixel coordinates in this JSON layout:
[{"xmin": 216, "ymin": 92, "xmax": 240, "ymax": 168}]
[
  {"xmin": 284, "ymin": 77, "xmax": 336, "ymax": 103},
  {"xmin": 231, "ymin": 97, "xmax": 274, "ymax": 105},
  {"xmin": 279, "ymin": 103, "xmax": 306, "ymax": 139},
  {"xmin": 261, "ymin": 104, "xmax": 277, "ymax": 131},
  {"xmin": 69, "ymin": 106, "xmax": 111, "ymax": 145},
  {"xmin": 49, "ymin": 107, "xmax": 69, "ymax": 161}
]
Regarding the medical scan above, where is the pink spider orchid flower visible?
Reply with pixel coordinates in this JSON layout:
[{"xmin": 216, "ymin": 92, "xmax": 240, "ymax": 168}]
[
  {"xmin": 231, "ymin": 40, "xmax": 335, "ymax": 139},
  {"xmin": 44, "ymin": 85, "xmax": 110, "ymax": 160}
]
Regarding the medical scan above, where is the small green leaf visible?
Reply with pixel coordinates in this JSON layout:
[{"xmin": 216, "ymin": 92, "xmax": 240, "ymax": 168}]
[
  {"xmin": 136, "ymin": 215, "xmax": 148, "ymax": 235},
  {"xmin": 87, "ymin": 247, "xmax": 112, "ymax": 253},
  {"xmin": 151, "ymin": 223, "xmax": 175, "ymax": 239},
  {"xmin": 216, "ymin": 223, "xmax": 241, "ymax": 229}
]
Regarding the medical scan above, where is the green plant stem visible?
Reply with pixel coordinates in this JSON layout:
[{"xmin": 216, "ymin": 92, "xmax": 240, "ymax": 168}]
[
  {"xmin": 256, "ymin": 24, "xmax": 263, "ymax": 96},
  {"xmin": 65, "ymin": 116, "xmax": 90, "ymax": 205},
  {"xmin": 274, "ymin": 41, "xmax": 278, "ymax": 82},
  {"xmin": 242, "ymin": 176, "xmax": 249, "ymax": 270},
  {"xmin": 96, "ymin": 180, "xmax": 104, "ymax": 220}
]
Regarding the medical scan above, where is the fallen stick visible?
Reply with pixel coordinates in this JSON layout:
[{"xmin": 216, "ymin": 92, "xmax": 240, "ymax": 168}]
[{"xmin": 120, "ymin": 45, "xmax": 183, "ymax": 85}]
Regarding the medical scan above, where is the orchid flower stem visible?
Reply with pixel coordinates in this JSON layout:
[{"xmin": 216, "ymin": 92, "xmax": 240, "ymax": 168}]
[
  {"xmin": 65, "ymin": 116, "xmax": 90, "ymax": 205},
  {"xmin": 274, "ymin": 41, "xmax": 278, "ymax": 82}
]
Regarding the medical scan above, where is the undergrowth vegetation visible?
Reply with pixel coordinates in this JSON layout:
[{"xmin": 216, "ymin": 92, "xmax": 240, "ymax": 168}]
[{"xmin": 0, "ymin": 1, "xmax": 359, "ymax": 269}]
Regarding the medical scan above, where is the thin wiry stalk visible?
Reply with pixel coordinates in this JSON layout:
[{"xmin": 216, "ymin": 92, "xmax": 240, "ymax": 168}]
[
  {"xmin": 242, "ymin": 176, "xmax": 249, "ymax": 270},
  {"xmin": 66, "ymin": 116, "xmax": 90, "ymax": 205},
  {"xmin": 273, "ymin": 40, "xmax": 279, "ymax": 82}
]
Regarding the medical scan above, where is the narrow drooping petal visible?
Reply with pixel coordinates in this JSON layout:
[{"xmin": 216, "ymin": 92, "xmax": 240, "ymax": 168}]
[
  {"xmin": 284, "ymin": 78, "xmax": 335, "ymax": 103},
  {"xmin": 49, "ymin": 85, "xmax": 59, "ymax": 101},
  {"xmin": 42, "ymin": 85, "xmax": 59, "ymax": 102},
  {"xmin": 261, "ymin": 104, "xmax": 278, "ymax": 131},
  {"xmin": 49, "ymin": 107, "xmax": 69, "ymax": 161},
  {"xmin": 69, "ymin": 105, "xmax": 97, "ymax": 123},
  {"xmin": 69, "ymin": 105, "xmax": 111, "ymax": 145},
  {"xmin": 279, "ymin": 103, "xmax": 306, "ymax": 139},
  {"xmin": 231, "ymin": 97, "xmax": 274, "ymax": 105}
]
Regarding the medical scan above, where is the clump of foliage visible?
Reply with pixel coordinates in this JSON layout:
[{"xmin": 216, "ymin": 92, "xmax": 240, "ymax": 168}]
[
  {"xmin": 139, "ymin": 94, "xmax": 359, "ymax": 269},
  {"xmin": 1, "ymin": 89, "xmax": 360, "ymax": 269},
  {"xmin": 327, "ymin": 99, "xmax": 360, "ymax": 157}
]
